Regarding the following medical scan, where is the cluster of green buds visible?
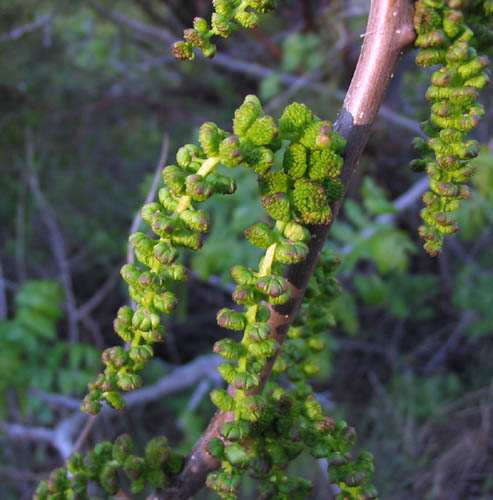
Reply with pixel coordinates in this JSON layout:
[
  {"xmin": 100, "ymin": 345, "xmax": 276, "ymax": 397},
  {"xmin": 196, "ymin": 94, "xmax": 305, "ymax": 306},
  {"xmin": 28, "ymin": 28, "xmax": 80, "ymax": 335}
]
[
  {"xmin": 261, "ymin": 103, "xmax": 346, "ymax": 225},
  {"xmin": 208, "ymin": 247, "xmax": 378, "ymax": 498},
  {"xmin": 84, "ymin": 95, "xmax": 344, "ymax": 414},
  {"xmin": 173, "ymin": 0, "xmax": 277, "ymax": 61},
  {"xmin": 33, "ymin": 434, "xmax": 184, "ymax": 499},
  {"xmin": 273, "ymin": 251, "xmax": 342, "ymax": 382},
  {"xmin": 412, "ymin": 0, "xmax": 491, "ymax": 256},
  {"xmin": 203, "ymin": 99, "xmax": 351, "ymax": 498},
  {"xmin": 207, "ymin": 382, "xmax": 377, "ymax": 500}
]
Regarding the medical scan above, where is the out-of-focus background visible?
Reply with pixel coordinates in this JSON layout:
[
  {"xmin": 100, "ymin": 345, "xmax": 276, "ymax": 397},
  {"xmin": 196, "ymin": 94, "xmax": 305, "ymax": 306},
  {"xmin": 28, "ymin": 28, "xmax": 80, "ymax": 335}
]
[{"xmin": 0, "ymin": 1, "xmax": 492, "ymax": 499}]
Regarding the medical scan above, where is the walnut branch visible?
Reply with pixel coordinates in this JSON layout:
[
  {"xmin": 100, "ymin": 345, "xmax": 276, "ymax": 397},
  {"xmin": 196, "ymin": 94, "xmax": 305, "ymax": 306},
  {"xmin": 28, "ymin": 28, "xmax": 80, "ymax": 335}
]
[{"xmin": 149, "ymin": 2, "xmax": 416, "ymax": 499}]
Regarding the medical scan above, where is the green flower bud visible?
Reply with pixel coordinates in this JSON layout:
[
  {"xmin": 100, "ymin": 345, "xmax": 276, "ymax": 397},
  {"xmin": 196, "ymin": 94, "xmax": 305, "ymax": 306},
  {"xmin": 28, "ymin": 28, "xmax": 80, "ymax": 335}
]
[
  {"xmin": 172, "ymin": 41, "xmax": 194, "ymax": 61},
  {"xmin": 141, "ymin": 202, "xmax": 162, "ymax": 225},
  {"xmin": 284, "ymin": 143, "xmax": 308, "ymax": 179},
  {"xmin": 162, "ymin": 165, "xmax": 186, "ymax": 195},
  {"xmin": 117, "ymin": 373, "xmax": 143, "ymax": 391},
  {"xmin": 248, "ymin": 356, "xmax": 267, "ymax": 373},
  {"xmin": 129, "ymin": 344, "xmax": 154, "ymax": 362},
  {"xmin": 233, "ymin": 95, "xmax": 263, "ymax": 136},
  {"xmin": 151, "ymin": 213, "xmax": 175, "ymax": 237},
  {"xmin": 199, "ymin": 122, "xmax": 223, "ymax": 157},
  {"xmin": 244, "ymin": 222, "xmax": 276, "ymax": 249},
  {"xmin": 206, "ymin": 470, "xmax": 241, "ymax": 494},
  {"xmin": 153, "ymin": 291, "xmax": 178, "ymax": 313},
  {"xmin": 218, "ymin": 362, "xmax": 239, "ymax": 385},
  {"xmin": 305, "ymin": 395, "xmax": 323, "ymax": 420},
  {"xmin": 112, "ymin": 434, "xmax": 134, "ymax": 464},
  {"xmin": 243, "ymin": 143, "xmax": 275, "ymax": 175},
  {"xmin": 232, "ymin": 284, "xmax": 262, "ymax": 305},
  {"xmin": 292, "ymin": 179, "xmax": 331, "ymax": 224},
  {"xmin": 303, "ymin": 357, "xmax": 321, "ymax": 376},
  {"xmin": 102, "ymin": 346, "xmax": 128, "ymax": 368},
  {"xmin": 186, "ymin": 174, "xmax": 213, "ymax": 201},
  {"xmin": 130, "ymin": 477, "xmax": 146, "ymax": 494},
  {"xmin": 331, "ymin": 131, "xmax": 347, "ymax": 154},
  {"xmin": 141, "ymin": 325, "xmax": 167, "ymax": 343},
  {"xmin": 300, "ymin": 121, "xmax": 332, "ymax": 150},
  {"xmin": 308, "ymin": 336, "xmax": 325, "ymax": 352},
  {"xmin": 121, "ymin": 264, "xmax": 141, "ymax": 286},
  {"xmin": 210, "ymin": 388, "xmax": 236, "ymax": 411},
  {"xmin": 104, "ymin": 391, "xmax": 126, "ymax": 411},
  {"xmin": 230, "ymin": 265, "xmax": 257, "ymax": 285},
  {"xmin": 145, "ymin": 436, "xmax": 170, "ymax": 467},
  {"xmin": 193, "ymin": 17, "xmax": 209, "ymax": 33},
  {"xmin": 132, "ymin": 309, "xmax": 151, "ymax": 331},
  {"xmin": 170, "ymin": 229, "xmax": 203, "ymax": 250},
  {"xmin": 256, "ymin": 304, "xmax": 271, "ymax": 322},
  {"xmin": 81, "ymin": 395, "xmax": 102, "ymax": 416},
  {"xmin": 158, "ymin": 187, "xmax": 179, "ymax": 211},
  {"xmin": 245, "ymin": 115, "xmax": 278, "ymax": 146},
  {"xmin": 217, "ymin": 308, "xmax": 247, "ymax": 330},
  {"xmin": 308, "ymin": 149, "xmax": 344, "ymax": 180},
  {"xmin": 233, "ymin": 372, "xmax": 261, "ymax": 391},
  {"xmin": 66, "ymin": 452, "xmax": 85, "ymax": 475},
  {"xmin": 207, "ymin": 172, "xmax": 237, "ymax": 194},
  {"xmin": 219, "ymin": 135, "xmax": 243, "ymax": 167},
  {"xmin": 213, "ymin": 338, "xmax": 246, "ymax": 360},
  {"xmin": 262, "ymin": 192, "xmax": 291, "ymax": 222},
  {"xmin": 206, "ymin": 438, "xmax": 225, "ymax": 459},
  {"xmin": 260, "ymin": 171, "xmax": 290, "ymax": 196},
  {"xmin": 123, "ymin": 455, "xmax": 145, "ymax": 480},
  {"xmin": 279, "ymin": 102, "xmax": 315, "ymax": 141},
  {"xmin": 283, "ymin": 221, "xmax": 310, "ymax": 242},
  {"xmin": 224, "ymin": 443, "xmax": 250, "ymax": 469},
  {"xmin": 146, "ymin": 468, "xmax": 168, "ymax": 489},
  {"xmin": 99, "ymin": 463, "xmax": 119, "ymax": 495},
  {"xmin": 246, "ymin": 322, "xmax": 271, "ymax": 342},
  {"xmin": 247, "ymin": 0, "xmax": 277, "ymax": 13},
  {"xmin": 247, "ymin": 338, "xmax": 279, "ymax": 357},
  {"xmin": 324, "ymin": 178, "xmax": 345, "ymax": 203},
  {"xmin": 114, "ymin": 306, "xmax": 134, "ymax": 342},
  {"xmin": 256, "ymin": 275, "xmax": 289, "ymax": 298},
  {"xmin": 176, "ymin": 144, "xmax": 205, "ymax": 171},
  {"xmin": 415, "ymin": 48, "xmax": 445, "ymax": 66},
  {"xmin": 180, "ymin": 208, "xmax": 210, "ymax": 232},
  {"xmin": 235, "ymin": 10, "xmax": 259, "ymax": 28},
  {"xmin": 272, "ymin": 354, "xmax": 288, "ymax": 374},
  {"xmin": 219, "ymin": 421, "xmax": 251, "ymax": 441},
  {"xmin": 274, "ymin": 241, "xmax": 309, "ymax": 264},
  {"xmin": 211, "ymin": 13, "xmax": 237, "ymax": 37}
]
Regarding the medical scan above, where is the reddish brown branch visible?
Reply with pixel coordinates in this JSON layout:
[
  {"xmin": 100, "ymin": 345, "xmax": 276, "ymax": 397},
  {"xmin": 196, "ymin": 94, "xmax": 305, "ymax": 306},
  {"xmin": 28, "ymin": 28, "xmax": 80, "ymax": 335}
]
[{"xmin": 149, "ymin": 1, "xmax": 416, "ymax": 498}]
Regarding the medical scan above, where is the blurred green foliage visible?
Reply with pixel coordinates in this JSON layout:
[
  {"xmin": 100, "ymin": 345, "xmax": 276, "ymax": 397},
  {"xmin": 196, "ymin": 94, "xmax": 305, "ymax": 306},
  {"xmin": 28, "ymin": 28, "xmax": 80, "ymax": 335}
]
[{"xmin": 0, "ymin": 280, "xmax": 99, "ymax": 421}]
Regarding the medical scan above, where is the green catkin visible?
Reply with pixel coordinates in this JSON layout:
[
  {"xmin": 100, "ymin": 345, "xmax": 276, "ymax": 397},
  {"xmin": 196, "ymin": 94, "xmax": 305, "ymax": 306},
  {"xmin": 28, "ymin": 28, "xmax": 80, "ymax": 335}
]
[
  {"xmin": 412, "ymin": 0, "xmax": 491, "ymax": 256},
  {"xmin": 33, "ymin": 434, "xmax": 182, "ymax": 500},
  {"xmin": 173, "ymin": 0, "xmax": 277, "ymax": 61}
]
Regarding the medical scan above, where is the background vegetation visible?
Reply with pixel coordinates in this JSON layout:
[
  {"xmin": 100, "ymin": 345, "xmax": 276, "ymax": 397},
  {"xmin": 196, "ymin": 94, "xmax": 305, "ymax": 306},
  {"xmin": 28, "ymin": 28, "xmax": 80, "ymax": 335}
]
[{"xmin": 0, "ymin": 1, "xmax": 492, "ymax": 499}]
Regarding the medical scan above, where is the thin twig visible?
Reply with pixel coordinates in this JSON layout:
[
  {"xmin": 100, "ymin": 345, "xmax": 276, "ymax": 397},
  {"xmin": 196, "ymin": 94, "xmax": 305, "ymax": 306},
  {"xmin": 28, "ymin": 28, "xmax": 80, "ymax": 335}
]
[
  {"xmin": 32, "ymin": 355, "xmax": 222, "ymax": 412},
  {"xmin": 26, "ymin": 130, "xmax": 79, "ymax": 343},
  {"xmin": 0, "ymin": 12, "xmax": 54, "ymax": 42},
  {"xmin": 423, "ymin": 310, "xmax": 476, "ymax": 374},
  {"xmin": 71, "ymin": 416, "xmax": 99, "ymax": 455},
  {"xmin": 0, "ymin": 258, "xmax": 7, "ymax": 319},
  {"xmin": 75, "ymin": 269, "xmax": 120, "ymax": 319},
  {"xmin": 340, "ymin": 175, "xmax": 429, "ymax": 255}
]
